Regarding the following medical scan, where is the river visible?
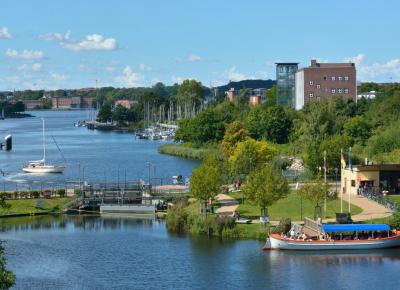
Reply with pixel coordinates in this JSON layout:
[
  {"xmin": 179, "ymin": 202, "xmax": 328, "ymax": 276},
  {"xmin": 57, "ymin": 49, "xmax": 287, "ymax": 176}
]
[
  {"xmin": 1, "ymin": 111, "xmax": 400, "ymax": 289},
  {"xmin": 1, "ymin": 215, "xmax": 400, "ymax": 290},
  {"xmin": 0, "ymin": 110, "xmax": 199, "ymax": 189}
]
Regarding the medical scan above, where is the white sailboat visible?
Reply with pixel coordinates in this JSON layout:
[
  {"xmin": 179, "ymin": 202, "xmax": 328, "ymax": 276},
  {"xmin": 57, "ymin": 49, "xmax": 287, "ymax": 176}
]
[{"xmin": 23, "ymin": 118, "xmax": 65, "ymax": 174}]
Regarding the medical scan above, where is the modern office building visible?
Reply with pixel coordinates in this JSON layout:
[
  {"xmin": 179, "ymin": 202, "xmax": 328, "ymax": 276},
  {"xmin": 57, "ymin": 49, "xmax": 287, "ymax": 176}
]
[
  {"xmin": 276, "ymin": 63, "xmax": 298, "ymax": 107},
  {"xmin": 295, "ymin": 60, "xmax": 356, "ymax": 110}
]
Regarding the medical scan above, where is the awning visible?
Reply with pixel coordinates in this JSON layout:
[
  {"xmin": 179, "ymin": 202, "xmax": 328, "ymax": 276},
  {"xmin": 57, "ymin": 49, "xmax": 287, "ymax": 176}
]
[{"xmin": 322, "ymin": 224, "xmax": 390, "ymax": 233}]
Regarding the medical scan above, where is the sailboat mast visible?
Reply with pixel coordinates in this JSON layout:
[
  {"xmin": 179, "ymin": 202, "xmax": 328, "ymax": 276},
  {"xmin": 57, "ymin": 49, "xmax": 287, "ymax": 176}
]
[{"xmin": 42, "ymin": 118, "xmax": 46, "ymax": 164}]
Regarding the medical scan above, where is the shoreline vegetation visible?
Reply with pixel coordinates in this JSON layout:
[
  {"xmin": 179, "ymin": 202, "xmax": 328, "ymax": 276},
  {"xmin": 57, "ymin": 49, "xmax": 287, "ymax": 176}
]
[
  {"xmin": 158, "ymin": 143, "xmax": 218, "ymax": 160},
  {"xmin": 165, "ymin": 192, "xmax": 364, "ymax": 240}
]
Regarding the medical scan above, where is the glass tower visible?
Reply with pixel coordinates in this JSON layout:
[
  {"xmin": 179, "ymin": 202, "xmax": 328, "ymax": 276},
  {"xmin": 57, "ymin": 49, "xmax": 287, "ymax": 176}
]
[{"xmin": 276, "ymin": 63, "xmax": 298, "ymax": 107}]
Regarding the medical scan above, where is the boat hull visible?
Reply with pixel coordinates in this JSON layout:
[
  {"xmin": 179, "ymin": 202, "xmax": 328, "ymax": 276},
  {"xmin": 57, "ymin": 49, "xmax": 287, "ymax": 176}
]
[
  {"xmin": 268, "ymin": 234, "xmax": 400, "ymax": 250},
  {"xmin": 23, "ymin": 166, "xmax": 64, "ymax": 174}
]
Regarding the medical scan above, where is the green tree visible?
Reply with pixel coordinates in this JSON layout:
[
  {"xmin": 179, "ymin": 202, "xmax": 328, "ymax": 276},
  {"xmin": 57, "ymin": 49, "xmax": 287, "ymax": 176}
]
[
  {"xmin": 298, "ymin": 176, "xmax": 328, "ymax": 220},
  {"xmin": 221, "ymin": 121, "xmax": 249, "ymax": 156},
  {"xmin": 0, "ymin": 243, "xmax": 15, "ymax": 289},
  {"xmin": 190, "ymin": 155, "xmax": 223, "ymax": 214},
  {"xmin": 242, "ymin": 164, "xmax": 289, "ymax": 219},
  {"xmin": 343, "ymin": 115, "xmax": 371, "ymax": 145},
  {"xmin": 112, "ymin": 104, "xmax": 129, "ymax": 126},
  {"xmin": 265, "ymin": 84, "xmax": 276, "ymax": 107},
  {"xmin": 97, "ymin": 102, "xmax": 113, "ymax": 122},
  {"xmin": 176, "ymin": 79, "xmax": 204, "ymax": 105},
  {"xmin": 229, "ymin": 139, "xmax": 277, "ymax": 178}
]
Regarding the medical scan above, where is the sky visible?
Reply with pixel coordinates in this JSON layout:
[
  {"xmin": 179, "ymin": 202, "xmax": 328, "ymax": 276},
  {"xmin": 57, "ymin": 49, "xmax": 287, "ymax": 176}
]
[{"xmin": 0, "ymin": 0, "xmax": 400, "ymax": 90}]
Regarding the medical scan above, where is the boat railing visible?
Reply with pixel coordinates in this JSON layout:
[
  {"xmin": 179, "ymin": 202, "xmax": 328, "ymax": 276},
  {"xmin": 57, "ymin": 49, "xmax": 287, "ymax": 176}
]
[{"xmin": 303, "ymin": 217, "xmax": 322, "ymax": 237}]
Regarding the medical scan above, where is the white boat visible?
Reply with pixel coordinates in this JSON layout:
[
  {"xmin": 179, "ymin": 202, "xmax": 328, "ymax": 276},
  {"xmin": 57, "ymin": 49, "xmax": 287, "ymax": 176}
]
[
  {"xmin": 267, "ymin": 223, "xmax": 400, "ymax": 251},
  {"xmin": 23, "ymin": 119, "xmax": 65, "ymax": 174}
]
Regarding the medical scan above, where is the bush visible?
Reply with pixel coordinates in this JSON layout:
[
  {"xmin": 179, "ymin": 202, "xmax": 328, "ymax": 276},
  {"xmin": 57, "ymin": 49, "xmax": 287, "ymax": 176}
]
[
  {"xmin": 166, "ymin": 202, "xmax": 188, "ymax": 233},
  {"xmin": 271, "ymin": 218, "xmax": 292, "ymax": 234},
  {"xmin": 57, "ymin": 189, "xmax": 66, "ymax": 197},
  {"xmin": 32, "ymin": 191, "xmax": 40, "ymax": 198}
]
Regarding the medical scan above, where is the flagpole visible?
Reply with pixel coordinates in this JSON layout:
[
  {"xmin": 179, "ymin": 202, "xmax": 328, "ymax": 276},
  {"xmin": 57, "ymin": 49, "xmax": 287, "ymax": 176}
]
[
  {"xmin": 348, "ymin": 147, "xmax": 352, "ymax": 214},
  {"xmin": 324, "ymin": 150, "xmax": 327, "ymax": 217},
  {"xmin": 340, "ymin": 148, "xmax": 343, "ymax": 213}
]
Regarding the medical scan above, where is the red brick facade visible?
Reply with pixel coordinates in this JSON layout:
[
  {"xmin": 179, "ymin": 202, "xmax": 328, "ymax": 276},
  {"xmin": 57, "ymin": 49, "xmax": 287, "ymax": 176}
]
[{"xmin": 296, "ymin": 60, "xmax": 356, "ymax": 109}]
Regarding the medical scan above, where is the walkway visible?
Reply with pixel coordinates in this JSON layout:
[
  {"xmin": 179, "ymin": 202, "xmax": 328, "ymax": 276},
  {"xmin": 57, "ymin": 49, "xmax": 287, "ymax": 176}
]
[
  {"xmin": 344, "ymin": 194, "xmax": 392, "ymax": 222},
  {"xmin": 215, "ymin": 193, "xmax": 238, "ymax": 215}
]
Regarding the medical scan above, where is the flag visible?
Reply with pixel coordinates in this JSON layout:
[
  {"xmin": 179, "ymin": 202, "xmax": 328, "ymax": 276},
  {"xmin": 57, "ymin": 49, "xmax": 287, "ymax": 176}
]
[
  {"xmin": 340, "ymin": 148, "xmax": 346, "ymax": 169},
  {"xmin": 348, "ymin": 147, "xmax": 353, "ymax": 172}
]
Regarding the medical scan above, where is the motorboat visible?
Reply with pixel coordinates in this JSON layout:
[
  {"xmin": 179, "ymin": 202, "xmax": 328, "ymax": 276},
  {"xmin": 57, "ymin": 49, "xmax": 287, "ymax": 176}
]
[
  {"xmin": 23, "ymin": 118, "xmax": 65, "ymax": 174},
  {"xmin": 266, "ymin": 220, "xmax": 400, "ymax": 250}
]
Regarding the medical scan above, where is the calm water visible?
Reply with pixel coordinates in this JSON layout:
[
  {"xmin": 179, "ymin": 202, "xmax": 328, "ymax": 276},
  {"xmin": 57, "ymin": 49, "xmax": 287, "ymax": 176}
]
[
  {"xmin": 1, "ymin": 215, "xmax": 400, "ymax": 290},
  {"xmin": 0, "ymin": 110, "xmax": 199, "ymax": 189}
]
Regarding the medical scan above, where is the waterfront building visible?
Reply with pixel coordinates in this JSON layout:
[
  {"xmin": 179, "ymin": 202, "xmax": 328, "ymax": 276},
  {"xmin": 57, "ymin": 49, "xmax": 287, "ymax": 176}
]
[
  {"xmin": 276, "ymin": 63, "xmax": 298, "ymax": 107},
  {"xmin": 357, "ymin": 91, "xmax": 378, "ymax": 100},
  {"xmin": 52, "ymin": 96, "xmax": 81, "ymax": 109},
  {"xmin": 295, "ymin": 60, "xmax": 357, "ymax": 110},
  {"xmin": 249, "ymin": 95, "xmax": 261, "ymax": 106},
  {"xmin": 115, "ymin": 99, "xmax": 137, "ymax": 109},
  {"xmin": 341, "ymin": 163, "xmax": 400, "ymax": 195},
  {"xmin": 22, "ymin": 99, "xmax": 44, "ymax": 110},
  {"xmin": 226, "ymin": 88, "xmax": 236, "ymax": 101}
]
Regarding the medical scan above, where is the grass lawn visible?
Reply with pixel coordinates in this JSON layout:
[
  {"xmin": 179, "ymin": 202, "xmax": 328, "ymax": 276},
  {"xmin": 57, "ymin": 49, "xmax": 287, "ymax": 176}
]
[
  {"xmin": 235, "ymin": 191, "xmax": 362, "ymax": 221},
  {"xmin": 0, "ymin": 198, "xmax": 70, "ymax": 215},
  {"xmin": 385, "ymin": 195, "xmax": 400, "ymax": 203}
]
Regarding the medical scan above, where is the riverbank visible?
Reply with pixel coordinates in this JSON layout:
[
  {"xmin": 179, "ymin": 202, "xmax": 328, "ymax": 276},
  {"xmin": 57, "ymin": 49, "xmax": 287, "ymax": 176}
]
[
  {"xmin": 0, "ymin": 198, "xmax": 70, "ymax": 217},
  {"xmin": 158, "ymin": 143, "xmax": 218, "ymax": 160}
]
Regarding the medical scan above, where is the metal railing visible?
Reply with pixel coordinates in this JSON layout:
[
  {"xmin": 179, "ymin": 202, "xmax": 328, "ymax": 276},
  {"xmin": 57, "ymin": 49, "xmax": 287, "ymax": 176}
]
[{"xmin": 360, "ymin": 188, "xmax": 399, "ymax": 212}]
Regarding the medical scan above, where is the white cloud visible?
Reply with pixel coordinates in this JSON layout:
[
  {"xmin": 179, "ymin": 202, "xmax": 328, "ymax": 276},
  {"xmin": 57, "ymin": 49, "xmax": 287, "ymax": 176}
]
[
  {"xmin": 176, "ymin": 54, "xmax": 203, "ymax": 63},
  {"xmin": 5, "ymin": 48, "xmax": 44, "ymax": 59},
  {"xmin": 224, "ymin": 66, "xmax": 249, "ymax": 82},
  {"xmin": 139, "ymin": 63, "xmax": 153, "ymax": 71},
  {"xmin": 60, "ymin": 34, "xmax": 117, "ymax": 51},
  {"xmin": 17, "ymin": 63, "xmax": 42, "ymax": 72},
  {"xmin": 40, "ymin": 31, "xmax": 70, "ymax": 41},
  {"xmin": 115, "ymin": 66, "xmax": 142, "ymax": 87},
  {"xmin": 32, "ymin": 63, "xmax": 43, "ymax": 71},
  {"xmin": 343, "ymin": 54, "xmax": 400, "ymax": 82},
  {"xmin": 343, "ymin": 54, "xmax": 365, "ymax": 66},
  {"xmin": 51, "ymin": 73, "xmax": 68, "ymax": 81},
  {"xmin": 0, "ymin": 26, "xmax": 12, "ymax": 39}
]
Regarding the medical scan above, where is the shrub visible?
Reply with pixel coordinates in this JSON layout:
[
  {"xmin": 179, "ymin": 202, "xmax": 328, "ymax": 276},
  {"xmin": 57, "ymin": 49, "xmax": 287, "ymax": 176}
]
[
  {"xmin": 166, "ymin": 202, "xmax": 188, "ymax": 233},
  {"xmin": 57, "ymin": 189, "xmax": 66, "ymax": 197},
  {"xmin": 271, "ymin": 218, "xmax": 292, "ymax": 234}
]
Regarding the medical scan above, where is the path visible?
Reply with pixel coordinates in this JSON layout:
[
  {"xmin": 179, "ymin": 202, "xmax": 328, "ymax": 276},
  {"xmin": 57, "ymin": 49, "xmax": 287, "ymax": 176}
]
[
  {"xmin": 344, "ymin": 194, "xmax": 392, "ymax": 222},
  {"xmin": 215, "ymin": 193, "xmax": 238, "ymax": 215}
]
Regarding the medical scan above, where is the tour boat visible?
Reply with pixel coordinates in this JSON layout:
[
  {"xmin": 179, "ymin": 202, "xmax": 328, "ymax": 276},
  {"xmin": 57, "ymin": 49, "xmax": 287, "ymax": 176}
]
[
  {"xmin": 266, "ymin": 223, "xmax": 400, "ymax": 251},
  {"xmin": 23, "ymin": 119, "xmax": 65, "ymax": 174}
]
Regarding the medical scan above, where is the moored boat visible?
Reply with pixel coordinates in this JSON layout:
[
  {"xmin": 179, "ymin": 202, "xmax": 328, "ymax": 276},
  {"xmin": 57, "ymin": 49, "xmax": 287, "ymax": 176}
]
[
  {"xmin": 266, "ymin": 222, "xmax": 400, "ymax": 251},
  {"xmin": 22, "ymin": 118, "xmax": 65, "ymax": 174}
]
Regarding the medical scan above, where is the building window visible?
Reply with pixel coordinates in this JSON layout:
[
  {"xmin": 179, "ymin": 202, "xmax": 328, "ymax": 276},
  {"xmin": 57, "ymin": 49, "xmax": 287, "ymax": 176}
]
[
  {"xmin": 323, "ymin": 76, "xmax": 327, "ymax": 81},
  {"xmin": 351, "ymin": 180, "xmax": 356, "ymax": 187},
  {"xmin": 331, "ymin": 88, "xmax": 336, "ymax": 94},
  {"xmin": 344, "ymin": 88, "xmax": 349, "ymax": 94},
  {"xmin": 316, "ymin": 84, "xmax": 321, "ymax": 89},
  {"xmin": 331, "ymin": 76, "xmax": 336, "ymax": 81},
  {"xmin": 309, "ymin": 80, "xmax": 314, "ymax": 85},
  {"xmin": 338, "ymin": 76, "xmax": 343, "ymax": 81},
  {"xmin": 345, "ymin": 75, "xmax": 349, "ymax": 81},
  {"xmin": 309, "ymin": 92, "xmax": 314, "ymax": 98},
  {"xmin": 338, "ymin": 88, "xmax": 343, "ymax": 93}
]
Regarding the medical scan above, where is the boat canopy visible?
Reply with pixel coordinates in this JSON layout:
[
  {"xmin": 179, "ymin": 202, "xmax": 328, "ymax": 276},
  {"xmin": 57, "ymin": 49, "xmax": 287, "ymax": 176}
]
[{"xmin": 322, "ymin": 224, "xmax": 390, "ymax": 233}]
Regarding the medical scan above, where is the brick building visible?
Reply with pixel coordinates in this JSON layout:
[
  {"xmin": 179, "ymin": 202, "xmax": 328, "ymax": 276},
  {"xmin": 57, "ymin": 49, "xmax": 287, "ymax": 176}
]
[
  {"xmin": 52, "ymin": 96, "xmax": 81, "ymax": 109},
  {"xmin": 295, "ymin": 60, "xmax": 356, "ymax": 110}
]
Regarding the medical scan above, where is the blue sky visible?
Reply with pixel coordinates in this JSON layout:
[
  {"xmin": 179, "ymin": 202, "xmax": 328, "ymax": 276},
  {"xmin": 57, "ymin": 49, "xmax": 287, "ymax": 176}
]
[{"xmin": 0, "ymin": 0, "xmax": 399, "ymax": 90}]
